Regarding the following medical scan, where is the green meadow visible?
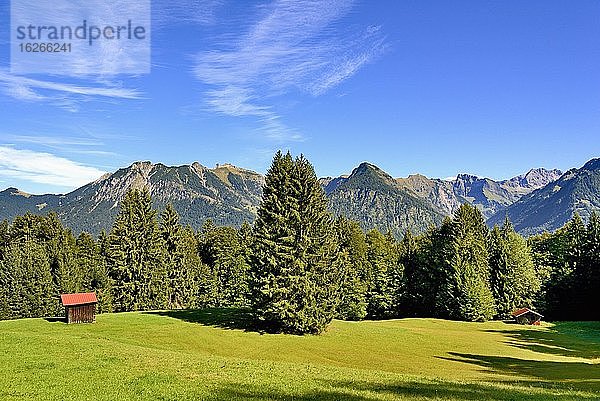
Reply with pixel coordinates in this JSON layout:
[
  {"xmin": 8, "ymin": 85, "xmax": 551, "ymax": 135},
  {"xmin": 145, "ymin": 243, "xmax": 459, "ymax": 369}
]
[{"xmin": 0, "ymin": 309, "xmax": 598, "ymax": 400}]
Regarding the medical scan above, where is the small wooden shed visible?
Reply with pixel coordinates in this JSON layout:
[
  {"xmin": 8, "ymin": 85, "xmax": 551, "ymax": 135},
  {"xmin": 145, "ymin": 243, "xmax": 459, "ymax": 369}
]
[
  {"xmin": 511, "ymin": 307, "xmax": 543, "ymax": 325},
  {"xmin": 61, "ymin": 292, "xmax": 98, "ymax": 324}
]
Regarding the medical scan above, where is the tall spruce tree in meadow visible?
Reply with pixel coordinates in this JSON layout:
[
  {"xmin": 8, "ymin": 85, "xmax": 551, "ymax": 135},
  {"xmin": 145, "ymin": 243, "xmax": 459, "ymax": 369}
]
[
  {"xmin": 108, "ymin": 188, "xmax": 166, "ymax": 311},
  {"xmin": 436, "ymin": 204, "xmax": 495, "ymax": 321},
  {"xmin": 250, "ymin": 151, "xmax": 343, "ymax": 334},
  {"xmin": 160, "ymin": 204, "xmax": 201, "ymax": 309},
  {"xmin": 489, "ymin": 218, "xmax": 540, "ymax": 319},
  {"xmin": 334, "ymin": 216, "xmax": 369, "ymax": 321}
]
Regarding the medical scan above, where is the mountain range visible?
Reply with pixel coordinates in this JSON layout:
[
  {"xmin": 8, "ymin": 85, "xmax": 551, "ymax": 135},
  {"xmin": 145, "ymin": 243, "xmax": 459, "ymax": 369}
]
[
  {"xmin": 0, "ymin": 162, "xmax": 263, "ymax": 235},
  {"xmin": 487, "ymin": 158, "xmax": 600, "ymax": 235},
  {"xmin": 1, "ymin": 158, "xmax": 598, "ymax": 237}
]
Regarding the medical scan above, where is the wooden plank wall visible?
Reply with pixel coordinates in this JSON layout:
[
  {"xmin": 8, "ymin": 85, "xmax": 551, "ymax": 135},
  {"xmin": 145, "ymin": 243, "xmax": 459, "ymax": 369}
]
[{"xmin": 66, "ymin": 304, "xmax": 96, "ymax": 323}]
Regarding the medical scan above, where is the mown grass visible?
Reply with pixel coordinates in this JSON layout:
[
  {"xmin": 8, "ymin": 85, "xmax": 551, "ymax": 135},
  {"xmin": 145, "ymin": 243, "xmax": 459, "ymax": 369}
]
[{"xmin": 0, "ymin": 308, "xmax": 598, "ymax": 400}]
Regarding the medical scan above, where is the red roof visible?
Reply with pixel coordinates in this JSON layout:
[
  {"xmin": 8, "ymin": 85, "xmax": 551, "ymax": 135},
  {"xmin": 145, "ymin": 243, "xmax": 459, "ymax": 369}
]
[
  {"xmin": 511, "ymin": 307, "xmax": 543, "ymax": 318},
  {"xmin": 60, "ymin": 292, "xmax": 98, "ymax": 306}
]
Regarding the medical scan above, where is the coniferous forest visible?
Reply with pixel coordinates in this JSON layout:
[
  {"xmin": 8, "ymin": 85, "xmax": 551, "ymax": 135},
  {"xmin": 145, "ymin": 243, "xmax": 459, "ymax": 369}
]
[{"xmin": 0, "ymin": 152, "xmax": 598, "ymax": 334}]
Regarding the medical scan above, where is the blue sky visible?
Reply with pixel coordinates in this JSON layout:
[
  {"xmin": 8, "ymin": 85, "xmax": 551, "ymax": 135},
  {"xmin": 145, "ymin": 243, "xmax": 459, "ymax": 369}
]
[{"xmin": 0, "ymin": 0, "xmax": 599, "ymax": 194}]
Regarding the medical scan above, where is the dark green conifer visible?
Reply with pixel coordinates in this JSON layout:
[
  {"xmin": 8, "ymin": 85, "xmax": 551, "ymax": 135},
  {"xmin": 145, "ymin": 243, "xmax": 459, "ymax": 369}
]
[
  {"xmin": 76, "ymin": 232, "xmax": 112, "ymax": 312},
  {"xmin": 365, "ymin": 229, "xmax": 398, "ymax": 319},
  {"xmin": 436, "ymin": 204, "xmax": 495, "ymax": 321},
  {"xmin": 334, "ymin": 216, "xmax": 369, "ymax": 321},
  {"xmin": 161, "ymin": 204, "xmax": 201, "ymax": 308},
  {"xmin": 489, "ymin": 218, "xmax": 539, "ymax": 319},
  {"xmin": 250, "ymin": 152, "xmax": 343, "ymax": 334},
  {"xmin": 108, "ymin": 188, "xmax": 166, "ymax": 311}
]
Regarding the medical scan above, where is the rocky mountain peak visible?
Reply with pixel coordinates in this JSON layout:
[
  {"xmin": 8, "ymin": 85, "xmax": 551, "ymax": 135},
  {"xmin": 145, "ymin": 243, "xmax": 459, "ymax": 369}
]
[
  {"xmin": 455, "ymin": 173, "xmax": 480, "ymax": 183},
  {"xmin": 350, "ymin": 162, "xmax": 391, "ymax": 181},
  {"xmin": 582, "ymin": 158, "xmax": 600, "ymax": 171},
  {"xmin": 502, "ymin": 168, "xmax": 562, "ymax": 193},
  {"xmin": 354, "ymin": 161, "xmax": 380, "ymax": 172},
  {"xmin": 130, "ymin": 160, "xmax": 153, "ymax": 169}
]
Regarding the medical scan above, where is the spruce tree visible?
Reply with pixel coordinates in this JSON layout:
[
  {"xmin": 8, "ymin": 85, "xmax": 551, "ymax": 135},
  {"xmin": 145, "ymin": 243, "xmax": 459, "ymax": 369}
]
[
  {"xmin": 199, "ymin": 224, "xmax": 250, "ymax": 307},
  {"xmin": 45, "ymin": 213, "xmax": 80, "ymax": 300},
  {"xmin": 250, "ymin": 152, "xmax": 343, "ymax": 334},
  {"xmin": 489, "ymin": 218, "xmax": 540, "ymax": 319},
  {"xmin": 436, "ymin": 204, "xmax": 495, "ymax": 321},
  {"xmin": 160, "ymin": 204, "xmax": 201, "ymax": 309},
  {"xmin": 76, "ymin": 232, "xmax": 113, "ymax": 313},
  {"xmin": 365, "ymin": 229, "xmax": 399, "ymax": 319},
  {"xmin": 108, "ymin": 188, "xmax": 166, "ymax": 311},
  {"xmin": 179, "ymin": 226, "xmax": 204, "ymax": 308},
  {"xmin": 2, "ymin": 242, "xmax": 55, "ymax": 318},
  {"xmin": 334, "ymin": 216, "xmax": 369, "ymax": 321}
]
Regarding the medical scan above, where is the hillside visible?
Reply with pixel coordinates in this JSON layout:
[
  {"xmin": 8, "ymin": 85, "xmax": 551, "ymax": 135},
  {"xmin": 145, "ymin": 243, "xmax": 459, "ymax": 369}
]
[
  {"xmin": 0, "ymin": 158, "xmax": 582, "ymax": 237},
  {"xmin": 488, "ymin": 158, "xmax": 600, "ymax": 235},
  {"xmin": 0, "ymin": 162, "xmax": 264, "ymax": 235},
  {"xmin": 324, "ymin": 162, "xmax": 445, "ymax": 237},
  {"xmin": 396, "ymin": 168, "xmax": 562, "ymax": 219},
  {"xmin": 0, "ymin": 310, "xmax": 597, "ymax": 400}
]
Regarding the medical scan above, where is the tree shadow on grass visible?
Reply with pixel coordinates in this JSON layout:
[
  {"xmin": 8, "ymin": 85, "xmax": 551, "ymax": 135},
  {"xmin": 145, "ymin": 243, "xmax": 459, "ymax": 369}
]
[
  {"xmin": 206, "ymin": 378, "xmax": 598, "ymax": 401},
  {"xmin": 484, "ymin": 321, "xmax": 600, "ymax": 359},
  {"xmin": 438, "ymin": 352, "xmax": 600, "ymax": 392},
  {"xmin": 146, "ymin": 307, "xmax": 272, "ymax": 333}
]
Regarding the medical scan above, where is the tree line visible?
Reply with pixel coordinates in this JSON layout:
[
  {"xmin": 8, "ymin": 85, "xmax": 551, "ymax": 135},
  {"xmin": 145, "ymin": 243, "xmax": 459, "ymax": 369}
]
[{"xmin": 0, "ymin": 151, "xmax": 598, "ymax": 333}]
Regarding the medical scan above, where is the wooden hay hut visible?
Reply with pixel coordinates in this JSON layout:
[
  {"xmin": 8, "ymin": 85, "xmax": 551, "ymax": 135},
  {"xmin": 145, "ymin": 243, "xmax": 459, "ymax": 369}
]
[
  {"xmin": 511, "ymin": 307, "xmax": 543, "ymax": 325},
  {"xmin": 60, "ymin": 292, "xmax": 98, "ymax": 324}
]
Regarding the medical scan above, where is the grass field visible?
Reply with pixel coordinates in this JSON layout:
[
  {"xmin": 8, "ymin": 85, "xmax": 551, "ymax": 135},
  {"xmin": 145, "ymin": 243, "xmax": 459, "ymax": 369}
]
[{"xmin": 0, "ymin": 309, "xmax": 598, "ymax": 400}]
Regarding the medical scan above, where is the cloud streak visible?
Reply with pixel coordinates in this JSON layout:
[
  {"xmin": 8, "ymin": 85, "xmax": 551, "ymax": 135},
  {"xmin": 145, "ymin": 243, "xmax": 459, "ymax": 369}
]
[
  {"xmin": 0, "ymin": 70, "xmax": 142, "ymax": 105},
  {"xmin": 0, "ymin": 146, "xmax": 106, "ymax": 189},
  {"xmin": 194, "ymin": 0, "xmax": 387, "ymax": 141}
]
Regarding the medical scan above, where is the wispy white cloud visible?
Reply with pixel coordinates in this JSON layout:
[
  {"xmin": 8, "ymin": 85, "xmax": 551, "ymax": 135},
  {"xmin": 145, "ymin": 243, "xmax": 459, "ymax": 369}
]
[
  {"xmin": 0, "ymin": 146, "xmax": 106, "ymax": 188},
  {"xmin": 0, "ymin": 70, "xmax": 142, "ymax": 104},
  {"xmin": 3, "ymin": 134, "xmax": 119, "ymax": 158},
  {"xmin": 5, "ymin": 135, "xmax": 103, "ymax": 147},
  {"xmin": 194, "ymin": 0, "xmax": 387, "ymax": 141}
]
